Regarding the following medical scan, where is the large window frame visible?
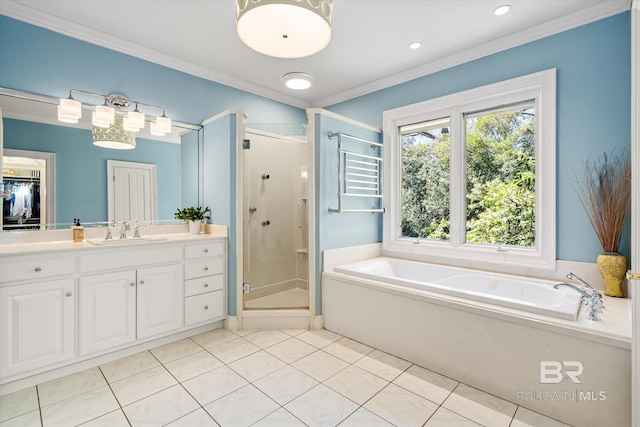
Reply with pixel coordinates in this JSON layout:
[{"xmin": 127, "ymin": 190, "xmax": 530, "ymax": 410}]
[{"xmin": 383, "ymin": 69, "xmax": 556, "ymax": 270}]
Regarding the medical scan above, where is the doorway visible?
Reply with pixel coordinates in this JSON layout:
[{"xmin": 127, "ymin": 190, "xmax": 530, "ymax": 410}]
[
  {"xmin": 2, "ymin": 149, "xmax": 55, "ymax": 230},
  {"xmin": 242, "ymin": 130, "xmax": 309, "ymax": 310}
]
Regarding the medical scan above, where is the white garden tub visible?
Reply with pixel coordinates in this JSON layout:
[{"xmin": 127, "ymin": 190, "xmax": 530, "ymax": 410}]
[
  {"xmin": 322, "ymin": 251, "xmax": 632, "ymax": 427},
  {"xmin": 333, "ymin": 257, "xmax": 582, "ymax": 320}
]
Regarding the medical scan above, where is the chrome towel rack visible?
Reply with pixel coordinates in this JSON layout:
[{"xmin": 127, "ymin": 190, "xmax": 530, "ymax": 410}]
[{"xmin": 328, "ymin": 131, "xmax": 385, "ymax": 214}]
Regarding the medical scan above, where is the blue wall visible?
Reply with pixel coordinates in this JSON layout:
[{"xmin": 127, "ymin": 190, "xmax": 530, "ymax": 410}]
[
  {"xmin": 4, "ymin": 118, "xmax": 182, "ymax": 223},
  {"xmin": 203, "ymin": 114, "xmax": 238, "ymax": 316},
  {"xmin": 325, "ymin": 12, "xmax": 632, "ymax": 263},
  {"xmin": 0, "ymin": 15, "xmax": 305, "ymax": 129},
  {"xmin": 313, "ymin": 112, "xmax": 382, "ymax": 313}
]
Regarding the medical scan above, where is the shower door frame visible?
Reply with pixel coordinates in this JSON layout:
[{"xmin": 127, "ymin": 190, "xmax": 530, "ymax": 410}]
[{"xmin": 235, "ymin": 125, "xmax": 317, "ymax": 329}]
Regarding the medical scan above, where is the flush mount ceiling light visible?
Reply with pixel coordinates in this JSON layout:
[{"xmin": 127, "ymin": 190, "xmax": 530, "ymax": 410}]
[
  {"xmin": 57, "ymin": 89, "xmax": 172, "ymax": 146},
  {"xmin": 408, "ymin": 42, "xmax": 422, "ymax": 50},
  {"xmin": 494, "ymin": 4, "xmax": 511, "ymax": 16},
  {"xmin": 281, "ymin": 72, "xmax": 314, "ymax": 90},
  {"xmin": 236, "ymin": 0, "xmax": 333, "ymax": 58}
]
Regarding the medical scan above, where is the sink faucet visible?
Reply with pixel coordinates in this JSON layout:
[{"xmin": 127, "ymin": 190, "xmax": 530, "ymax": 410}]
[
  {"xmin": 120, "ymin": 221, "xmax": 130, "ymax": 239},
  {"xmin": 554, "ymin": 283, "xmax": 602, "ymax": 321},
  {"xmin": 133, "ymin": 221, "xmax": 143, "ymax": 238},
  {"xmin": 105, "ymin": 220, "xmax": 117, "ymax": 240}
]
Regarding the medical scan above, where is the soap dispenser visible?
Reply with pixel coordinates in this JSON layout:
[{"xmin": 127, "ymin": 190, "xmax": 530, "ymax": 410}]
[{"xmin": 72, "ymin": 218, "xmax": 84, "ymax": 242}]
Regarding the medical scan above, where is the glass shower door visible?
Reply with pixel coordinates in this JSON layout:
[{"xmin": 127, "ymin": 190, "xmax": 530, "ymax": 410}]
[{"xmin": 243, "ymin": 130, "xmax": 308, "ymax": 309}]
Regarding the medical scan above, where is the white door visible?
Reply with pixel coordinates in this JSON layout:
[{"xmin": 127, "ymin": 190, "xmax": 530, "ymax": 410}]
[
  {"xmin": 137, "ymin": 264, "xmax": 183, "ymax": 339},
  {"xmin": 0, "ymin": 279, "xmax": 74, "ymax": 378},
  {"xmin": 78, "ymin": 271, "xmax": 137, "ymax": 356},
  {"xmin": 107, "ymin": 160, "xmax": 157, "ymax": 223}
]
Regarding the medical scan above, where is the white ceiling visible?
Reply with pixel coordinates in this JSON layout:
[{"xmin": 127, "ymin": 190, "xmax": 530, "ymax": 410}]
[{"xmin": 0, "ymin": 0, "xmax": 631, "ymax": 109}]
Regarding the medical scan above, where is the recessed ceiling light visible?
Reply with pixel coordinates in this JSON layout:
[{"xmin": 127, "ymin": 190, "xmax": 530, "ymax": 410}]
[
  {"xmin": 494, "ymin": 4, "xmax": 511, "ymax": 16},
  {"xmin": 409, "ymin": 42, "xmax": 422, "ymax": 50},
  {"xmin": 281, "ymin": 72, "xmax": 314, "ymax": 90}
]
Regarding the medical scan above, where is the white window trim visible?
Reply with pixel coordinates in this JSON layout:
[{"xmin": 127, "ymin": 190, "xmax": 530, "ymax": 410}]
[{"xmin": 382, "ymin": 69, "xmax": 556, "ymax": 271}]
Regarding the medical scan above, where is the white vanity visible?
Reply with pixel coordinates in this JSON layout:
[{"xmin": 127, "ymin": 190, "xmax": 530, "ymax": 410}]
[{"xmin": 0, "ymin": 228, "xmax": 227, "ymax": 394}]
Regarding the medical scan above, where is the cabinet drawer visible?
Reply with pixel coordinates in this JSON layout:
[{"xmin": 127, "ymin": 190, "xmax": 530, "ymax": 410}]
[
  {"xmin": 0, "ymin": 255, "xmax": 75, "ymax": 283},
  {"xmin": 185, "ymin": 258, "xmax": 224, "ymax": 280},
  {"xmin": 185, "ymin": 291, "xmax": 224, "ymax": 326},
  {"xmin": 185, "ymin": 241, "xmax": 224, "ymax": 260},
  {"xmin": 185, "ymin": 274, "xmax": 224, "ymax": 297}
]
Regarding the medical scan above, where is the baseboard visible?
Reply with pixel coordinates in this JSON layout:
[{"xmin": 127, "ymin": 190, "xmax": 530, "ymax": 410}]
[
  {"xmin": 225, "ymin": 316, "xmax": 239, "ymax": 331},
  {"xmin": 312, "ymin": 315, "xmax": 324, "ymax": 330}
]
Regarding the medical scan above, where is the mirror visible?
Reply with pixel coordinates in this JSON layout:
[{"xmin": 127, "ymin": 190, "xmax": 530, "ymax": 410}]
[{"xmin": 1, "ymin": 88, "xmax": 200, "ymax": 230}]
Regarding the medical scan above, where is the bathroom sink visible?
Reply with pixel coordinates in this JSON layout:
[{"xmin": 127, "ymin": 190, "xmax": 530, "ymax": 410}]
[{"xmin": 87, "ymin": 237, "xmax": 167, "ymax": 245}]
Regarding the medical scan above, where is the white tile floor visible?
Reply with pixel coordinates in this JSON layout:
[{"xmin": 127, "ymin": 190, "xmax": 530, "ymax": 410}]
[{"xmin": 0, "ymin": 328, "xmax": 572, "ymax": 427}]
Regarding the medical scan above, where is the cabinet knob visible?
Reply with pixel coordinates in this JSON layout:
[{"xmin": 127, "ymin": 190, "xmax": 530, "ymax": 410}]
[
  {"xmin": 204, "ymin": 283, "xmax": 209, "ymax": 288},
  {"xmin": 139, "ymin": 280, "xmax": 145, "ymax": 285},
  {"xmin": 204, "ymin": 267, "xmax": 209, "ymax": 271},
  {"xmin": 130, "ymin": 282, "xmax": 136, "ymax": 287},
  {"xmin": 204, "ymin": 249, "xmax": 209, "ymax": 253},
  {"xmin": 66, "ymin": 292, "xmax": 72, "ymax": 297},
  {"xmin": 204, "ymin": 306, "xmax": 209, "ymax": 310},
  {"xmin": 34, "ymin": 267, "xmax": 42, "ymax": 272}
]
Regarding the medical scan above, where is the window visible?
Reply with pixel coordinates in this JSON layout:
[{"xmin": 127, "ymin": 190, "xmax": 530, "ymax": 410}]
[{"xmin": 383, "ymin": 69, "xmax": 556, "ymax": 270}]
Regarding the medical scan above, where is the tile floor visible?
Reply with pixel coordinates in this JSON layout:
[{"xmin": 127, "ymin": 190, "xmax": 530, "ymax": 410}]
[{"xmin": 0, "ymin": 328, "xmax": 571, "ymax": 427}]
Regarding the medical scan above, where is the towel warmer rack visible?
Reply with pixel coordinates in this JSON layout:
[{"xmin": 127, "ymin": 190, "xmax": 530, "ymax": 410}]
[{"xmin": 328, "ymin": 131, "xmax": 385, "ymax": 214}]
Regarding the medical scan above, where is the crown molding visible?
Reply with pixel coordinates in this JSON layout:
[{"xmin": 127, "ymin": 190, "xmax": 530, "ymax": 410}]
[
  {"xmin": 0, "ymin": 2, "xmax": 311, "ymax": 109},
  {"xmin": 313, "ymin": 0, "xmax": 631, "ymax": 107},
  {"xmin": 1, "ymin": 1, "xmax": 631, "ymax": 109}
]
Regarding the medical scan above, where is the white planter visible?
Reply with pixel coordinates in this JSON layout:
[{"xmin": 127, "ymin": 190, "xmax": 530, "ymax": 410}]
[{"xmin": 188, "ymin": 220, "xmax": 202, "ymax": 234}]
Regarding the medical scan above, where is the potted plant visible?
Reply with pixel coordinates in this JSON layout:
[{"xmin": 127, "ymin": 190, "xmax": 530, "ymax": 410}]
[
  {"xmin": 571, "ymin": 151, "xmax": 631, "ymax": 297},
  {"xmin": 175, "ymin": 206, "xmax": 211, "ymax": 234}
]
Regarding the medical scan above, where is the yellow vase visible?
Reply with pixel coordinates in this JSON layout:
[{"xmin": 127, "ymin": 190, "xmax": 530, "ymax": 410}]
[{"xmin": 596, "ymin": 252, "xmax": 627, "ymax": 297}]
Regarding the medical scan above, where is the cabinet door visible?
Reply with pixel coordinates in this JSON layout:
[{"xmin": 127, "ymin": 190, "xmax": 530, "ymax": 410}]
[
  {"xmin": 78, "ymin": 271, "xmax": 137, "ymax": 356},
  {"xmin": 0, "ymin": 279, "xmax": 74, "ymax": 378},
  {"xmin": 137, "ymin": 264, "xmax": 184, "ymax": 339}
]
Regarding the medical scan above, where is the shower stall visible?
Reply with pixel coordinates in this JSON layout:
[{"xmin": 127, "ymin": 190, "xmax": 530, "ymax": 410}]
[{"xmin": 242, "ymin": 128, "xmax": 309, "ymax": 310}]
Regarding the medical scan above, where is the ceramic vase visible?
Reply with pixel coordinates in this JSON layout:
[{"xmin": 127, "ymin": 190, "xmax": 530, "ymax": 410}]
[
  {"xmin": 188, "ymin": 220, "xmax": 202, "ymax": 235},
  {"xmin": 596, "ymin": 252, "xmax": 627, "ymax": 297}
]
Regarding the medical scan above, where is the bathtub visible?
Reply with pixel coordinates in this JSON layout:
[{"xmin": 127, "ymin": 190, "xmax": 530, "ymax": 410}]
[
  {"xmin": 333, "ymin": 257, "xmax": 582, "ymax": 320},
  {"xmin": 322, "ymin": 248, "xmax": 632, "ymax": 427}
]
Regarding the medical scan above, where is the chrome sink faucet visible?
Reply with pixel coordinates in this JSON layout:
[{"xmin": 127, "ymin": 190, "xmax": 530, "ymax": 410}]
[{"xmin": 120, "ymin": 221, "xmax": 130, "ymax": 239}]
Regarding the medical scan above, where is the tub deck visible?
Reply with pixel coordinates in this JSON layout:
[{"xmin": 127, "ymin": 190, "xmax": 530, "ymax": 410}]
[{"xmin": 322, "ymin": 249, "xmax": 631, "ymax": 427}]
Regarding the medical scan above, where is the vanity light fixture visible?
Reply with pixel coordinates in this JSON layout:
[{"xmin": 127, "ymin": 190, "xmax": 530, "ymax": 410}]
[
  {"xmin": 57, "ymin": 89, "xmax": 173, "ymax": 141},
  {"xmin": 494, "ymin": 4, "xmax": 511, "ymax": 16},
  {"xmin": 281, "ymin": 72, "xmax": 314, "ymax": 90},
  {"xmin": 236, "ymin": 0, "xmax": 333, "ymax": 58}
]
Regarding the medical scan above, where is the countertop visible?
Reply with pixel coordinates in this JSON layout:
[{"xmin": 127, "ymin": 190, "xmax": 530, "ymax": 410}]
[{"xmin": 0, "ymin": 224, "xmax": 228, "ymax": 256}]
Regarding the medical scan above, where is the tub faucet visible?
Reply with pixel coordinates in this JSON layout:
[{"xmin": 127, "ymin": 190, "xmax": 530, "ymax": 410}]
[
  {"xmin": 554, "ymin": 283, "xmax": 601, "ymax": 321},
  {"xmin": 565, "ymin": 272, "xmax": 604, "ymax": 309},
  {"xmin": 554, "ymin": 282, "xmax": 592, "ymax": 298}
]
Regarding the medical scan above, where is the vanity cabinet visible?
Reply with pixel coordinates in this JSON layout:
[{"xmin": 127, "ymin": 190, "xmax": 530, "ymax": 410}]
[
  {"xmin": 184, "ymin": 241, "xmax": 226, "ymax": 326},
  {"xmin": 137, "ymin": 264, "xmax": 184, "ymax": 339},
  {"xmin": 78, "ymin": 271, "xmax": 137, "ymax": 355},
  {"xmin": 0, "ymin": 235, "xmax": 226, "ymax": 389},
  {"xmin": 0, "ymin": 279, "xmax": 75, "ymax": 378}
]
